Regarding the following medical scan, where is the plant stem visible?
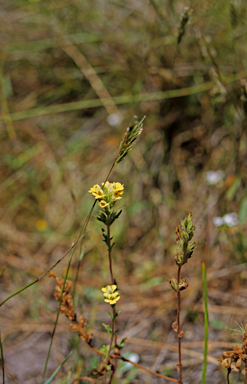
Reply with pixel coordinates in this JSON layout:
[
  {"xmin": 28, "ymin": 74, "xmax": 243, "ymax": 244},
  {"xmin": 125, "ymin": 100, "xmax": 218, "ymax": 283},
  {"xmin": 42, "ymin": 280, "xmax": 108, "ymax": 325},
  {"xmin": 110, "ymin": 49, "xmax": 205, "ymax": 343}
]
[
  {"xmin": 106, "ymin": 221, "xmax": 118, "ymax": 384},
  {"xmin": 245, "ymin": 361, "xmax": 247, "ymax": 384},
  {"xmin": 107, "ymin": 222, "xmax": 114, "ymax": 285},
  {"xmin": 227, "ymin": 369, "xmax": 230, "ymax": 384},
  {"xmin": 176, "ymin": 265, "xmax": 182, "ymax": 384},
  {"xmin": 104, "ymin": 307, "xmax": 115, "ymax": 384}
]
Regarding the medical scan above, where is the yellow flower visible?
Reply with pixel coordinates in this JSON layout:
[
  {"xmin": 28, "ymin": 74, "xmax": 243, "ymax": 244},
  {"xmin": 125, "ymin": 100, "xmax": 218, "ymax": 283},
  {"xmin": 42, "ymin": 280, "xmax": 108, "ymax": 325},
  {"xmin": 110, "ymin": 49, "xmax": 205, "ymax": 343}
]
[
  {"xmin": 102, "ymin": 284, "xmax": 120, "ymax": 305},
  {"xmin": 98, "ymin": 200, "xmax": 109, "ymax": 208},
  {"xmin": 112, "ymin": 182, "xmax": 124, "ymax": 192},
  {"xmin": 113, "ymin": 190, "xmax": 124, "ymax": 201},
  {"xmin": 88, "ymin": 184, "xmax": 105, "ymax": 199},
  {"xmin": 89, "ymin": 181, "xmax": 124, "ymax": 208},
  {"xmin": 36, "ymin": 219, "xmax": 48, "ymax": 232}
]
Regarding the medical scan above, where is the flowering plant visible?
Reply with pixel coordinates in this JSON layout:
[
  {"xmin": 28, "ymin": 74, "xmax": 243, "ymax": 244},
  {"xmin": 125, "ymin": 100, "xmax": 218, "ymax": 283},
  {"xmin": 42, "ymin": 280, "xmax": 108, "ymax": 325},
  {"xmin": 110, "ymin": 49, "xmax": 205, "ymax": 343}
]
[
  {"xmin": 102, "ymin": 284, "xmax": 120, "ymax": 305},
  {"xmin": 89, "ymin": 181, "xmax": 124, "ymax": 210}
]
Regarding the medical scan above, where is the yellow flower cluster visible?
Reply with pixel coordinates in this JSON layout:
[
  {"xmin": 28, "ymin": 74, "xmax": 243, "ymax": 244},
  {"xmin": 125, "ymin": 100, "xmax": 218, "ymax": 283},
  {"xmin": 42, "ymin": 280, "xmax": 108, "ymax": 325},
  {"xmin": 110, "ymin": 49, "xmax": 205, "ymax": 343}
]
[
  {"xmin": 88, "ymin": 181, "xmax": 124, "ymax": 209},
  {"xmin": 102, "ymin": 284, "xmax": 120, "ymax": 305}
]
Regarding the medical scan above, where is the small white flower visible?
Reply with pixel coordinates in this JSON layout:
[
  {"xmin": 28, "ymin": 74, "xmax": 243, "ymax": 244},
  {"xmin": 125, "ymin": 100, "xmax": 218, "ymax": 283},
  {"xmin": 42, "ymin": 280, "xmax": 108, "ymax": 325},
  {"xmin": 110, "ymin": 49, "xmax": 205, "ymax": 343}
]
[
  {"xmin": 205, "ymin": 170, "xmax": 224, "ymax": 185},
  {"xmin": 213, "ymin": 213, "xmax": 238, "ymax": 227},
  {"xmin": 222, "ymin": 213, "xmax": 238, "ymax": 227},
  {"xmin": 213, "ymin": 217, "xmax": 223, "ymax": 227},
  {"xmin": 122, "ymin": 353, "xmax": 140, "ymax": 372},
  {"xmin": 107, "ymin": 113, "xmax": 123, "ymax": 127}
]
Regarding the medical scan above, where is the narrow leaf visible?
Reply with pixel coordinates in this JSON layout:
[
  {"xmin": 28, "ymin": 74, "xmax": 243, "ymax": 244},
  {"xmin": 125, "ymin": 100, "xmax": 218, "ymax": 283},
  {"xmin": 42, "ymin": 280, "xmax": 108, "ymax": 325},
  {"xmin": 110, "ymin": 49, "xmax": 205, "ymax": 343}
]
[
  {"xmin": 239, "ymin": 196, "xmax": 247, "ymax": 224},
  {"xmin": 44, "ymin": 351, "xmax": 72, "ymax": 384},
  {"xmin": 226, "ymin": 176, "xmax": 241, "ymax": 200}
]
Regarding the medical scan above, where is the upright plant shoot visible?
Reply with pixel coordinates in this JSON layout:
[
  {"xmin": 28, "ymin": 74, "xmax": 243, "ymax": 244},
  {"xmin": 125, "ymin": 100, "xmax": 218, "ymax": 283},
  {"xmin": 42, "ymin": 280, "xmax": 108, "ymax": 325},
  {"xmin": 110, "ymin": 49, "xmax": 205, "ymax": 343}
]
[
  {"xmin": 168, "ymin": 213, "xmax": 196, "ymax": 384},
  {"xmin": 89, "ymin": 181, "xmax": 124, "ymax": 383}
]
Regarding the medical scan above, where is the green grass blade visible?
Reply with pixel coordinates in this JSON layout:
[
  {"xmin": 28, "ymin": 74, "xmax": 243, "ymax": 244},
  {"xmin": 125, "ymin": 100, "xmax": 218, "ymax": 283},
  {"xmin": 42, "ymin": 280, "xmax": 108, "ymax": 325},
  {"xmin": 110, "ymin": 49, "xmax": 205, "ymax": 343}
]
[
  {"xmin": 0, "ymin": 332, "xmax": 5, "ymax": 384},
  {"xmin": 44, "ymin": 351, "xmax": 72, "ymax": 384},
  {"xmin": 201, "ymin": 261, "xmax": 209, "ymax": 384},
  {"xmin": 0, "ymin": 81, "xmax": 214, "ymax": 122},
  {"xmin": 0, "ymin": 233, "xmax": 84, "ymax": 308},
  {"xmin": 0, "ymin": 279, "xmax": 37, "ymax": 307},
  {"xmin": 1, "ymin": 69, "xmax": 246, "ymax": 123}
]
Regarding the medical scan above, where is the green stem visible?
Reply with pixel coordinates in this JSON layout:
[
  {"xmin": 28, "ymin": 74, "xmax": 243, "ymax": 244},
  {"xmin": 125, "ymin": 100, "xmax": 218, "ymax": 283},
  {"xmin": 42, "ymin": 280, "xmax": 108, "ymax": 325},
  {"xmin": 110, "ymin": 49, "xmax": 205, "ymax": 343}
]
[
  {"xmin": 104, "ymin": 306, "xmax": 115, "ymax": 384},
  {"xmin": 105, "ymin": 221, "xmax": 118, "ymax": 384},
  {"xmin": 73, "ymin": 156, "xmax": 117, "ymax": 298},
  {"xmin": 107, "ymin": 222, "xmax": 114, "ymax": 285}
]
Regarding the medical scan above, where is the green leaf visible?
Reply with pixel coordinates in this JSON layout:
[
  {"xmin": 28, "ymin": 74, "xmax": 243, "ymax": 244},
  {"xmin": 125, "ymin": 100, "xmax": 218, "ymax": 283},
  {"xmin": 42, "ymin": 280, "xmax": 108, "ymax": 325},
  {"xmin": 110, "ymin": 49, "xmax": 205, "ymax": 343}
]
[
  {"xmin": 106, "ymin": 312, "xmax": 113, "ymax": 320},
  {"xmin": 96, "ymin": 212, "xmax": 107, "ymax": 224},
  {"xmin": 44, "ymin": 351, "xmax": 72, "ymax": 384},
  {"xmin": 109, "ymin": 210, "xmax": 122, "ymax": 225},
  {"xmin": 113, "ymin": 311, "xmax": 121, "ymax": 320},
  {"xmin": 100, "ymin": 345, "xmax": 110, "ymax": 360},
  {"xmin": 102, "ymin": 323, "xmax": 112, "ymax": 335},
  {"xmin": 101, "ymin": 228, "xmax": 108, "ymax": 245},
  {"xmin": 226, "ymin": 176, "xmax": 241, "ymax": 200},
  {"xmin": 239, "ymin": 196, "xmax": 247, "ymax": 224},
  {"xmin": 118, "ymin": 338, "xmax": 127, "ymax": 349}
]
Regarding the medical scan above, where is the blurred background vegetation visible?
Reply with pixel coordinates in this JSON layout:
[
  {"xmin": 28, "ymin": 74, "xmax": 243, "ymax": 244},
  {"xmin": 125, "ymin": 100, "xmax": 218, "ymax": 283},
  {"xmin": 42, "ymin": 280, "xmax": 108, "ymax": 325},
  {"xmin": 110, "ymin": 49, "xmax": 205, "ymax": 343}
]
[{"xmin": 1, "ymin": 0, "xmax": 247, "ymax": 383}]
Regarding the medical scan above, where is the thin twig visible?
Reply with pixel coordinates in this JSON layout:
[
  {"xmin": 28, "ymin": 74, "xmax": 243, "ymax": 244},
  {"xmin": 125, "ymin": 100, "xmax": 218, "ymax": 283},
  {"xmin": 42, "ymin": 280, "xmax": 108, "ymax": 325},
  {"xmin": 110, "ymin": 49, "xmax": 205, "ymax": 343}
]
[{"xmin": 112, "ymin": 355, "xmax": 189, "ymax": 384}]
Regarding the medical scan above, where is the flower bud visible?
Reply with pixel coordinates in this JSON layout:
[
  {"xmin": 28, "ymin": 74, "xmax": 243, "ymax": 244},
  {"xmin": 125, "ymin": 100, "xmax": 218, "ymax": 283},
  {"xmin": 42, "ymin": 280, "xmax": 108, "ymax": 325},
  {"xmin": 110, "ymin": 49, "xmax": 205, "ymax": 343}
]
[
  {"xmin": 178, "ymin": 277, "xmax": 189, "ymax": 291},
  {"xmin": 168, "ymin": 277, "xmax": 178, "ymax": 292}
]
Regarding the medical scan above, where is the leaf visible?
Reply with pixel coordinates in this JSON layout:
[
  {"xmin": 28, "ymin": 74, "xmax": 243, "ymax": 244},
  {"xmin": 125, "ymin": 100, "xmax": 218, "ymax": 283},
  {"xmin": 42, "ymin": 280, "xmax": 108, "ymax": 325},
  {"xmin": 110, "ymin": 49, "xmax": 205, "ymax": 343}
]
[
  {"xmin": 44, "ymin": 351, "xmax": 72, "ymax": 384},
  {"xmin": 118, "ymin": 338, "xmax": 127, "ymax": 349},
  {"xmin": 109, "ymin": 210, "xmax": 122, "ymax": 225},
  {"xmin": 114, "ymin": 311, "xmax": 121, "ymax": 320},
  {"xmin": 106, "ymin": 312, "xmax": 113, "ymax": 320},
  {"xmin": 226, "ymin": 176, "xmax": 241, "ymax": 200},
  {"xmin": 101, "ymin": 228, "xmax": 108, "ymax": 246},
  {"xmin": 100, "ymin": 345, "xmax": 110, "ymax": 360},
  {"xmin": 239, "ymin": 196, "xmax": 247, "ymax": 224},
  {"xmin": 102, "ymin": 323, "xmax": 112, "ymax": 335},
  {"xmin": 96, "ymin": 212, "xmax": 107, "ymax": 224}
]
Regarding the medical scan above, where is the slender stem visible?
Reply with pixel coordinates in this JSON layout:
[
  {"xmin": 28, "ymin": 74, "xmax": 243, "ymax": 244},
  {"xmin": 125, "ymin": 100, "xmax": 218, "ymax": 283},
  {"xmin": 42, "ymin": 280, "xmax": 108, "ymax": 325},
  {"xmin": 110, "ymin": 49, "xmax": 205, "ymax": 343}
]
[
  {"xmin": 107, "ymin": 222, "xmax": 114, "ymax": 285},
  {"xmin": 245, "ymin": 361, "xmax": 247, "ymax": 384},
  {"xmin": 227, "ymin": 369, "xmax": 230, "ymax": 384},
  {"xmin": 112, "ymin": 355, "xmax": 188, "ymax": 384},
  {"xmin": 106, "ymin": 221, "xmax": 118, "ymax": 384},
  {"xmin": 104, "ymin": 307, "xmax": 115, "ymax": 384},
  {"xmin": 108, "ymin": 307, "xmax": 117, "ymax": 384},
  {"xmin": 176, "ymin": 265, "xmax": 182, "ymax": 384},
  {"xmin": 73, "ymin": 153, "xmax": 117, "ymax": 298},
  {"xmin": 0, "ymin": 233, "xmax": 85, "ymax": 307}
]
